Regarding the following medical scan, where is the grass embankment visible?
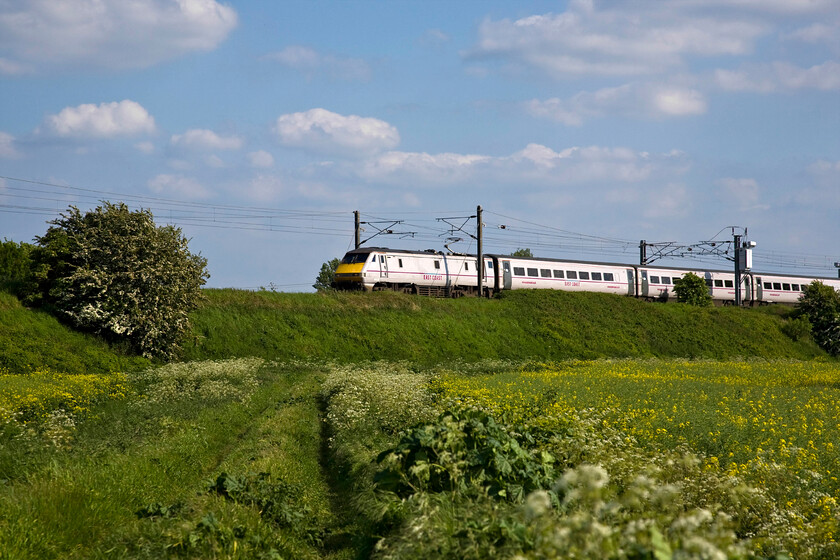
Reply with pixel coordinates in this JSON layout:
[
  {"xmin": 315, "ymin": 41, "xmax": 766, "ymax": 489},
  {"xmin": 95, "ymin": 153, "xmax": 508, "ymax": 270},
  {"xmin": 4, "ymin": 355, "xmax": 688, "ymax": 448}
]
[
  {"xmin": 0, "ymin": 291, "xmax": 148, "ymax": 375},
  {"xmin": 184, "ymin": 289, "xmax": 824, "ymax": 362}
]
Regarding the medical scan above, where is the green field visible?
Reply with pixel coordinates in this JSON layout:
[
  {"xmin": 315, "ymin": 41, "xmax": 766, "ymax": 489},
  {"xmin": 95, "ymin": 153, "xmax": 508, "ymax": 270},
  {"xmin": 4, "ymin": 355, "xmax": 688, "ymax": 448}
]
[{"xmin": 1, "ymin": 289, "xmax": 838, "ymax": 558}]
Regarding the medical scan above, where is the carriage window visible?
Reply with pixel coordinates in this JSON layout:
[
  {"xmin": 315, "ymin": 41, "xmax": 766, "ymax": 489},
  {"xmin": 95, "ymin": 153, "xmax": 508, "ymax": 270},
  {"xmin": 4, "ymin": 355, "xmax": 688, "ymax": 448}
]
[
  {"xmin": 714, "ymin": 280, "xmax": 724, "ymax": 288},
  {"xmin": 650, "ymin": 276, "xmax": 660, "ymax": 284},
  {"xmin": 724, "ymin": 280, "xmax": 733, "ymax": 288},
  {"xmin": 527, "ymin": 268, "xmax": 538, "ymax": 277},
  {"xmin": 513, "ymin": 267, "xmax": 525, "ymax": 276},
  {"xmin": 706, "ymin": 279, "xmax": 713, "ymax": 287},
  {"xmin": 579, "ymin": 271, "xmax": 590, "ymax": 280},
  {"xmin": 773, "ymin": 282, "xmax": 782, "ymax": 290},
  {"xmin": 782, "ymin": 283, "xmax": 790, "ymax": 291},
  {"xmin": 434, "ymin": 260, "xmax": 440, "ymax": 269},
  {"xmin": 792, "ymin": 284, "xmax": 800, "ymax": 291},
  {"xmin": 464, "ymin": 262, "xmax": 469, "ymax": 271},
  {"xmin": 553, "ymin": 270, "xmax": 564, "ymax": 278},
  {"xmin": 540, "ymin": 269, "xmax": 551, "ymax": 278},
  {"xmin": 487, "ymin": 261, "xmax": 493, "ymax": 269},
  {"xmin": 661, "ymin": 277, "xmax": 671, "ymax": 284},
  {"xmin": 604, "ymin": 273, "xmax": 614, "ymax": 281},
  {"xmin": 567, "ymin": 271, "xmax": 578, "ymax": 279},
  {"xmin": 398, "ymin": 259, "xmax": 403, "ymax": 268},
  {"xmin": 371, "ymin": 254, "xmax": 377, "ymax": 262},
  {"xmin": 591, "ymin": 272, "xmax": 602, "ymax": 281},
  {"xmin": 764, "ymin": 282, "xmax": 772, "ymax": 289}
]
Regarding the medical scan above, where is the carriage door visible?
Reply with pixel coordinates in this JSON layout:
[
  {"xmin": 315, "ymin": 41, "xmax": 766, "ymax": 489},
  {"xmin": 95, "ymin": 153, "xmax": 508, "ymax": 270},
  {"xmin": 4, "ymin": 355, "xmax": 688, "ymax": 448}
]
[
  {"xmin": 755, "ymin": 277, "xmax": 763, "ymax": 302},
  {"xmin": 502, "ymin": 260, "xmax": 512, "ymax": 290},
  {"xmin": 379, "ymin": 254, "xmax": 388, "ymax": 278},
  {"xmin": 626, "ymin": 269, "xmax": 636, "ymax": 296}
]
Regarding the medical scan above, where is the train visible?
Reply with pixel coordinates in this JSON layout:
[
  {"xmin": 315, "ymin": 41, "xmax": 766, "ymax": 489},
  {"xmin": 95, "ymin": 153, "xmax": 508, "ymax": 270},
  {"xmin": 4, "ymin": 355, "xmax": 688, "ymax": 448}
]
[{"xmin": 332, "ymin": 246, "xmax": 840, "ymax": 305}]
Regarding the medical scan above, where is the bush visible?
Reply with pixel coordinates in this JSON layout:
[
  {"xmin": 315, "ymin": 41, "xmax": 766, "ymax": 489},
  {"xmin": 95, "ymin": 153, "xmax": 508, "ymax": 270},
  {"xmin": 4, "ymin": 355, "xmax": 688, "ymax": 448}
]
[
  {"xmin": 0, "ymin": 239, "xmax": 33, "ymax": 294},
  {"xmin": 673, "ymin": 272, "xmax": 713, "ymax": 306},
  {"xmin": 314, "ymin": 258, "xmax": 340, "ymax": 291},
  {"xmin": 24, "ymin": 202, "xmax": 208, "ymax": 358},
  {"xmin": 797, "ymin": 281, "xmax": 840, "ymax": 356}
]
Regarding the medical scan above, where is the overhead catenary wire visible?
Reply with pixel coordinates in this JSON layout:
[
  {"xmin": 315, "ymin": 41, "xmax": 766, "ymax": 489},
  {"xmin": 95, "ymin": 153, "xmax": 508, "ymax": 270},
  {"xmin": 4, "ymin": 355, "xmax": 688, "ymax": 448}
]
[{"xmin": 2, "ymin": 174, "xmax": 836, "ymax": 276}]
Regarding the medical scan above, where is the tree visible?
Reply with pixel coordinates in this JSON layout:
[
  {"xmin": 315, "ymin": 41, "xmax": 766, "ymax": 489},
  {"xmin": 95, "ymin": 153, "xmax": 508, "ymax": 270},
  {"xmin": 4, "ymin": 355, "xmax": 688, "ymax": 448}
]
[
  {"xmin": 673, "ymin": 272, "xmax": 713, "ymax": 306},
  {"xmin": 510, "ymin": 248, "xmax": 533, "ymax": 257},
  {"xmin": 314, "ymin": 258, "xmax": 340, "ymax": 292},
  {"xmin": 797, "ymin": 280, "xmax": 840, "ymax": 356},
  {"xmin": 24, "ymin": 202, "xmax": 209, "ymax": 358},
  {"xmin": 0, "ymin": 239, "xmax": 34, "ymax": 294}
]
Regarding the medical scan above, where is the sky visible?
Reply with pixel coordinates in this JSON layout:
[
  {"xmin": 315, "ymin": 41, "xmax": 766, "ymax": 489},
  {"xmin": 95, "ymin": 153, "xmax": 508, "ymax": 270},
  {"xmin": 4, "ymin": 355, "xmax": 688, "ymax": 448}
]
[{"xmin": 1, "ymin": 0, "xmax": 839, "ymax": 290}]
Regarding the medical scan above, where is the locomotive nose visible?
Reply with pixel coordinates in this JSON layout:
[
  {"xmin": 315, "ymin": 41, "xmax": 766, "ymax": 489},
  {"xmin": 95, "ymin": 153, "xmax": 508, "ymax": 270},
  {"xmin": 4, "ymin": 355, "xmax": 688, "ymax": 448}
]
[{"xmin": 333, "ymin": 262, "xmax": 365, "ymax": 286}]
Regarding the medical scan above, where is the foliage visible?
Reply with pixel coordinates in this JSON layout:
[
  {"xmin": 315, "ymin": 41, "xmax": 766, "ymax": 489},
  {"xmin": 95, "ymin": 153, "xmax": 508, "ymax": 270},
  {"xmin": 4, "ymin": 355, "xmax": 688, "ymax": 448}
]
[
  {"xmin": 24, "ymin": 202, "xmax": 209, "ymax": 358},
  {"xmin": 0, "ymin": 238, "xmax": 33, "ymax": 294},
  {"xmin": 314, "ymin": 257, "xmax": 340, "ymax": 291},
  {"xmin": 673, "ymin": 271, "xmax": 713, "ymax": 306},
  {"xmin": 510, "ymin": 248, "xmax": 533, "ymax": 257},
  {"xmin": 375, "ymin": 408, "xmax": 556, "ymax": 502},
  {"xmin": 797, "ymin": 280, "xmax": 840, "ymax": 356}
]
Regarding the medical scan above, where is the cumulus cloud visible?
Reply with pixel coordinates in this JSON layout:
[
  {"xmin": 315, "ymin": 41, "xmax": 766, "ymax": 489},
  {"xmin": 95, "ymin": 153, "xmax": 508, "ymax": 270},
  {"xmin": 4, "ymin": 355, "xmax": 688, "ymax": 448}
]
[
  {"xmin": 265, "ymin": 46, "xmax": 370, "ymax": 81},
  {"xmin": 466, "ymin": 2, "xmax": 766, "ymax": 78},
  {"xmin": 525, "ymin": 82, "xmax": 706, "ymax": 125},
  {"xmin": 715, "ymin": 61, "xmax": 840, "ymax": 92},
  {"xmin": 0, "ymin": 132, "xmax": 21, "ymax": 158},
  {"xmin": 0, "ymin": 0, "xmax": 237, "ymax": 71},
  {"xmin": 274, "ymin": 108, "xmax": 400, "ymax": 157},
  {"xmin": 171, "ymin": 128, "xmax": 243, "ymax": 150},
  {"xmin": 41, "ymin": 100, "xmax": 156, "ymax": 138},
  {"xmin": 248, "ymin": 150, "xmax": 274, "ymax": 168},
  {"xmin": 148, "ymin": 173, "xmax": 210, "ymax": 199},
  {"xmin": 135, "ymin": 141, "xmax": 155, "ymax": 154}
]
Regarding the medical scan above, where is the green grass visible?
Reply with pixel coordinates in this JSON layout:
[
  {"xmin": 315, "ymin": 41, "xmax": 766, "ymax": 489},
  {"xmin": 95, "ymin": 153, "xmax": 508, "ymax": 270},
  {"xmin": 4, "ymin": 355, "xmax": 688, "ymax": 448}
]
[
  {"xmin": 0, "ymin": 359, "xmax": 357, "ymax": 560},
  {"xmin": 0, "ymin": 291, "xmax": 149, "ymax": 375},
  {"xmin": 183, "ymin": 289, "xmax": 826, "ymax": 363}
]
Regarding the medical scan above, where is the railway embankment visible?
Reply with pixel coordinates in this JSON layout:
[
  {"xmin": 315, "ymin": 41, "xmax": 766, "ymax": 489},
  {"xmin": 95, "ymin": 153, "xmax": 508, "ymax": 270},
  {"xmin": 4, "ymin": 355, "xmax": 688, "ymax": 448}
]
[{"xmin": 181, "ymin": 288, "xmax": 827, "ymax": 363}]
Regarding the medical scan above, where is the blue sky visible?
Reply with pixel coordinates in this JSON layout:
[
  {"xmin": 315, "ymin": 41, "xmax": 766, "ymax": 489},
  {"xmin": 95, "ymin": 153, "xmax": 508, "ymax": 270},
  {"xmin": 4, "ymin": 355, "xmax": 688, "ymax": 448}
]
[{"xmin": 1, "ymin": 0, "xmax": 838, "ymax": 289}]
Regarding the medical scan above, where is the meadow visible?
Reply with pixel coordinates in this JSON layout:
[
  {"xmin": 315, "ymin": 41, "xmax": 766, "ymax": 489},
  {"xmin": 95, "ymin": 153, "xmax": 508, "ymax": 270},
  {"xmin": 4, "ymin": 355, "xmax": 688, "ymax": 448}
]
[{"xmin": 1, "ymin": 290, "xmax": 839, "ymax": 558}]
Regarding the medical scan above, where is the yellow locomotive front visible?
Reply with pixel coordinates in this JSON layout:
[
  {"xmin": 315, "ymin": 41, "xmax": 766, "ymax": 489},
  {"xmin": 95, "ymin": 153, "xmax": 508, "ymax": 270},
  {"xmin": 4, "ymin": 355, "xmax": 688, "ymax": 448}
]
[{"xmin": 332, "ymin": 249, "xmax": 374, "ymax": 290}]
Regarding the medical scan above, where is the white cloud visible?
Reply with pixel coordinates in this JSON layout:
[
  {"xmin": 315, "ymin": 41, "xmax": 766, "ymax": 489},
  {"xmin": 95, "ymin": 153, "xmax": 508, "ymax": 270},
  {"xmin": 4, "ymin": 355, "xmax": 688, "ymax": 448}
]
[
  {"xmin": 41, "ymin": 100, "xmax": 156, "ymax": 138},
  {"xmin": 171, "ymin": 128, "xmax": 243, "ymax": 150},
  {"xmin": 246, "ymin": 174, "xmax": 285, "ymax": 201},
  {"xmin": 265, "ymin": 46, "xmax": 370, "ymax": 81},
  {"xmin": 0, "ymin": 0, "xmax": 237, "ymax": 71},
  {"xmin": 356, "ymin": 143, "xmax": 686, "ymax": 188},
  {"xmin": 643, "ymin": 183, "xmax": 689, "ymax": 218},
  {"xmin": 360, "ymin": 151, "xmax": 490, "ymax": 185},
  {"xmin": 467, "ymin": 2, "xmax": 766, "ymax": 78},
  {"xmin": 248, "ymin": 150, "xmax": 274, "ymax": 168},
  {"xmin": 525, "ymin": 82, "xmax": 706, "ymax": 125},
  {"xmin": 135, "ymin": 141, "xmax": 155, "ymax": 154},
  {"xmin": 716, "ymin": 177, "xmax": 766, "ymax": 209},
  {"xmin": 148, "ymin": 173, "xmax": 210, "ymax": 199},
  {"xmin": 0, "ymin": 132, "xmax": 21, "ymax": 158},
  {"xmin": 204, "ymin": 154, "xmax": 225, "ymax": 168},
  {"xmin": 274, "ymin": 108, "xmax": 400, "ymax": 157},
  {"xmin": 715, "ymin": 61, "xmax": 840, "ymax": 92},
  {"xmin": 786, "ymin": 22, "xmax": 840, "ymax": 52}
]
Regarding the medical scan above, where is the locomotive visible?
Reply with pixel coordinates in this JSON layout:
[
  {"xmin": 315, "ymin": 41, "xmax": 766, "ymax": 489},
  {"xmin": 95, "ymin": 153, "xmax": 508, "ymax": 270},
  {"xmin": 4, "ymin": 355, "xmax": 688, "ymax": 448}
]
[{"xmin": 332, "ymin": 247, "xmax": 840, "ymax": 305}]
